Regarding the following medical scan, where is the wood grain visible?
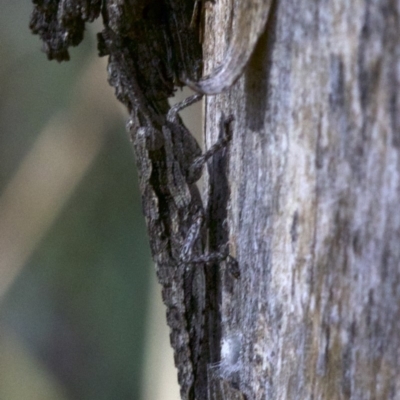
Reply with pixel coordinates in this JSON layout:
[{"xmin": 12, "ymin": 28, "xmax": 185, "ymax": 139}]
[{"xmin": 203, "ymin": 1, "xmax": 400, "ymax": 398}]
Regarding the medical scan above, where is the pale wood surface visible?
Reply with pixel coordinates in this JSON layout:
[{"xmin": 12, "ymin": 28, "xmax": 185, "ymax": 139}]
[{"xmin": 203, "ymin": 1, "xmax": 400, "ymax": 399}]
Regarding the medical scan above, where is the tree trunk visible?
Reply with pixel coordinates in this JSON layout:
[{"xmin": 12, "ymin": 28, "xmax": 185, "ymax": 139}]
[{"xmin": 203, "ymin": 1, "xmax": 400, "ymax": 399}]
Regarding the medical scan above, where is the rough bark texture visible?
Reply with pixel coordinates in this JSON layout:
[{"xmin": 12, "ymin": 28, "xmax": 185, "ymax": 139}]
[{"xmin": 204, "ymin": 1, "xmax": 400, "ymax": 399}]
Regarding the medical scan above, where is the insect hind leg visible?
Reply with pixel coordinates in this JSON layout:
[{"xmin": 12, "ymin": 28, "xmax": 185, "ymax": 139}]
[{"xmin": 188, "ymin": 115, "xmax": 234, "ymax": 183}]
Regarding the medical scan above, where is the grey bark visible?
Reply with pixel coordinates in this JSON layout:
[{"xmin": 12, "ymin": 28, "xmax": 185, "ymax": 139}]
[{"xmin": 203, "ymin": 1, "xmax": 400, "ymax": 399}]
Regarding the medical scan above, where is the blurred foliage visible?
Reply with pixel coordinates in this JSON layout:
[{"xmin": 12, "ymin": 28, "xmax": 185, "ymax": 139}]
[{"xmin": 0, "ymin": 1, "xmax": 153, "ymax": 399}]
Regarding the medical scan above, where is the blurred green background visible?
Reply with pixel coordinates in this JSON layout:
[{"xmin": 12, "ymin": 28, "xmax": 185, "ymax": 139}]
[{"xmin": 0, "ymin": 1, "xmax": 200, "ymax": 399}]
